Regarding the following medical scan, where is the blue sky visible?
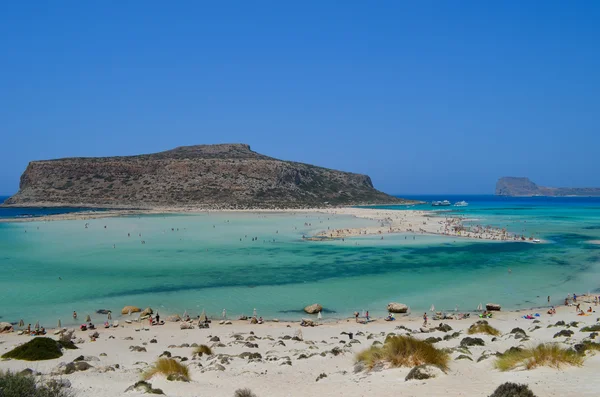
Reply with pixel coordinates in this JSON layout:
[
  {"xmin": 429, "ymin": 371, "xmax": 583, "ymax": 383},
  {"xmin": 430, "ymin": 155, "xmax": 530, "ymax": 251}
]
[{"xmin": 1, "ymin": 1, "xmax": 599, "ymax": 195}]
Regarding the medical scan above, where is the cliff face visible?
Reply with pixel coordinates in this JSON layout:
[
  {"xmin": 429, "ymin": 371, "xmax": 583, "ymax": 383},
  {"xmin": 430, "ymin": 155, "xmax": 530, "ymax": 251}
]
[
  {"xmin": 4, "ymin": 144, "xmax": 406, "ymax": 208},
  {"xmin": 495, "ymin": 177, "xmax": 600, "ymax": 197}
]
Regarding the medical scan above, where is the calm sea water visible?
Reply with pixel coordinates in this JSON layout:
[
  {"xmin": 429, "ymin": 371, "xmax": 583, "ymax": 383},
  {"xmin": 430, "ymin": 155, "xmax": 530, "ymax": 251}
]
[{"xmin": 1, "ymin": 195, "xmax": 599, "ymax": 327}]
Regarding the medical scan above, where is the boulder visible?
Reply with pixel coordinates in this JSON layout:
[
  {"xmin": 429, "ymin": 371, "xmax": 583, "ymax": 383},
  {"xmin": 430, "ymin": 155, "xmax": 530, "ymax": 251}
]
[
  {"xmin": 121, "ymin": 306, "xmax": 141, "ymax": 315},
  {"xmin": 0, "ymin": 322, "xmax": 14, "ymax": 333},
  {"xmin": 486, "ymin": 303, "xmax": 501, "ymax": 311},
  {"xmin": 304, "ymin": 304, "xmax": 323, "ymax": 314},
  {"xmin": 387, "ymin": 303, "xmax": 408, "ymax": 313},
  {"xmin": 301, "ymin": 318, "xmax": 315, "ymax": 327},
  {"xmin": 141, "ymin": 307, "xmax": 153, "ymax": 316},
  {"xmin": 405, "ymin": 364, "xmax": 444, "ymax": 381},
  {"xmin": 165, "ymin": 315, "xmax": 181, "ymax": 322}
]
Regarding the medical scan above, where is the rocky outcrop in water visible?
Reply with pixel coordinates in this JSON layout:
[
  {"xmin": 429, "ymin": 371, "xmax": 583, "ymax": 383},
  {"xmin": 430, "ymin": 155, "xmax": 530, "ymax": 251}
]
[
  {"xmin": 4, "ymin": 144, "xmax": 408, "ymax": 209},
  {"xmin": 496, "ymin": 177, "xmax": 600, "ymax": 197}
]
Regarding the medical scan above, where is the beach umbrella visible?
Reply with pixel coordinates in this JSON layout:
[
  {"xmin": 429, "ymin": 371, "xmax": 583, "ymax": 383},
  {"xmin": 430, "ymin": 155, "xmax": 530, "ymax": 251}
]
[
  {"xmin": 107, "ymin": 312, "xmax": 112, "ymax": 320},
  {"xmin": 317, "ymin": 311, "xmax": 322, "ymax": 320},
  {"xmin": 85, "ymin": 314, "xmax": 91, "ymax": 322},
  {"xmin": 18, "ymin": 319, "xmax": 24, "ymax": 328},
  {"xmin": 477, "ymin": 303, "xmax": 483, "ymax": 311},
  {"xmin": 430, "ymin": 304, "xmax": 435, "ymax": 312},
  {"xmin": 199, "ymin": 310, "xmax": 207, "ymax": 323},
  {"xmin": 222, "ymin": 309, "xmax": 226, "ymax": 319},
  {"xmin": 454, "ymin": 306, "xmax": 458, "ymax": 312},
  {"xmin": 183, "ymin": 310, "xmax": 188, "ymax": 319},
  {"xmin": 253, "ymin": 308, "xmax": 257, "ymax": 317},
  {"xmin": 128, "ymin": 309, "xmax": 132, "ymax": 316},
  {"xmin": 35, "ymin": 321, "xmax": 39, "ymax": 330},
  {"xmin": 58, "ymin": 319, "xmax": 61, "ymax": 328}
]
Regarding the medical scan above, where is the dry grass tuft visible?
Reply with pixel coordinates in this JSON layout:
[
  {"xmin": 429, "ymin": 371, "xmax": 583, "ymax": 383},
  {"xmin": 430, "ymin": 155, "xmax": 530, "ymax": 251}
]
[
  {"xmin": 194, "ymin": 344, "xmax": 213, "ymax": 356},
  {"xmin": 468, "ymin": 321, "xmax": 501, "ymax": 336},
  {"xmin": 143, "ymin": 358, "xmax": 190, "ymax": 381},
  {"xmin": 356, "ymin": 335, "xmax": 449, "ymax": 371},
  {"xmin": 495, "ymin": 344, "xmax": 582, "ymax": 371}
]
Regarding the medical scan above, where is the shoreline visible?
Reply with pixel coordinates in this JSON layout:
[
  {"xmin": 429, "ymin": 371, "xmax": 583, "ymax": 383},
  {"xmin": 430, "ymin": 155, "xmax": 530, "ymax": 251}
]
[
  {"xmin": 2, "ymin": 297, "xmax": 599, "ymax": 397},
  {"xmin": 0, "ymin": 206, "xmax": 542, "ymax": 244}
]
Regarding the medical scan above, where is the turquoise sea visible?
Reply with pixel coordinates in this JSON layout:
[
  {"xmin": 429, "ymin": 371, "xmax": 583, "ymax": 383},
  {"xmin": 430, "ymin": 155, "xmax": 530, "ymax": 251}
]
[{"xmin": 1, "ymin": 195, "xmax": 600, "ymax": 327}]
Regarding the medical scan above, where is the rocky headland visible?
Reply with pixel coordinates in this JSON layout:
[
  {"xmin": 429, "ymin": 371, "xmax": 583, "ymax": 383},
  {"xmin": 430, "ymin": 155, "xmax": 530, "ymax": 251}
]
[
  {"xmin": 495, "ymin": 177, "xmax": 600, "ymax": 197},
  {"xmin": 3, "ymin": 144, "xmax": 411, "ymax": 209}
]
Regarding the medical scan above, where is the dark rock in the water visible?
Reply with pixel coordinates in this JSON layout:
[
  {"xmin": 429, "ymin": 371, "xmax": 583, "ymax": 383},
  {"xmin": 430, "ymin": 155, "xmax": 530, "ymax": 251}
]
[{"xmin": 96, "ymin": 309, "xmax": 111, "ymax": 315}]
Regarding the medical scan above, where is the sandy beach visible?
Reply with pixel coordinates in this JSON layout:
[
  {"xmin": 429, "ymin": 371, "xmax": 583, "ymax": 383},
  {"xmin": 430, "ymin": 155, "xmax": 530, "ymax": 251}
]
[
  {"xmin": 0, "ymin": 206, "xmax": 534, "ymax": 243},
  {"xmin": 1, "ymin": 301, "xmax": 600, "ymax": 397}
]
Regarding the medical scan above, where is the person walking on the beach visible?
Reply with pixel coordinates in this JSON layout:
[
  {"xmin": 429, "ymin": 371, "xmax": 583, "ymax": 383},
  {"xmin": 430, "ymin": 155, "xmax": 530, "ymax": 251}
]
[
  {"xmin": 423, "ymin": 312, "xmax": 428, "ymax": 327},
  {"xmin": 354, "ymin": 312, "xmax": 359, "ymax": 322}
]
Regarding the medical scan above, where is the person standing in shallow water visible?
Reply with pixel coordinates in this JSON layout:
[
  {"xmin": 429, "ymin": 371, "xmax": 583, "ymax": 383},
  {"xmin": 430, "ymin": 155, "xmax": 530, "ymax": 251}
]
[{"xmin": 423, "ymin": 312, "xmax": 428, "ymax": 327}]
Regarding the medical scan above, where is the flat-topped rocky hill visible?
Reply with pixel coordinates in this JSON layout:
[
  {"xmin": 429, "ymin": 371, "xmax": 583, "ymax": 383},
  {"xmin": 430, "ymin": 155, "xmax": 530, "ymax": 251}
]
[
  {"xmin": 4, "ymin": 144, "xmax": 408, "ymax": 209},
  {"xmin": 496, "ymin": 177, "xmax": 600, "ymax": 197}
]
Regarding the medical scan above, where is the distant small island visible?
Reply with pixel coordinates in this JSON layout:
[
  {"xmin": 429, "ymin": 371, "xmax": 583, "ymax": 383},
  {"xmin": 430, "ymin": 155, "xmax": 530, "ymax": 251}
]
[
  {"xmin": 3, "ymin": 143, "xmax": 414, "ymax": 209},
  {"xmin": 496, "ymin": 177, "xmax": 600, "ymax": 197}
]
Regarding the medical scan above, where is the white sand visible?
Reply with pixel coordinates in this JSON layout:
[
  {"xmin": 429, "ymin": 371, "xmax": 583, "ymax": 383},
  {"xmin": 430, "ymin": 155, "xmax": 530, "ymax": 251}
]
[{"xmin": 1, "ymin": 303, "xmax": 599, "ymax": 397}]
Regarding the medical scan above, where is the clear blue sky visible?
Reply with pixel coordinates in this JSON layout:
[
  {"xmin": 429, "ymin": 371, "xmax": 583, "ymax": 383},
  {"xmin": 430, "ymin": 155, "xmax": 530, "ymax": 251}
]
[{"xmin": 1, "ymin": 1, "xmax": 599, "ymax": 196}]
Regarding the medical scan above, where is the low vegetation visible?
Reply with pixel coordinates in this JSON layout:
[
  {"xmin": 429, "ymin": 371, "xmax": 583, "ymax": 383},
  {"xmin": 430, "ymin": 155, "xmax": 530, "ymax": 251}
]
[
  {"xmin": 143, "ymin": 358, "xmax": 190, "ymax": 382},
  {"xmin": 494, "ymin": 344, "xmax": 583, "ymax": 371},
  {"xmin": 580, "ymin": 324, "xmax": 600, "ymax": 332},
  {"xmin": 1, "ymin": 338, "xmax": 63, "ymax": 361},
  {"xmin": 356, "ymin": 335, "xmax": 449, "ymax": 371},
  {"xmin": 0, "ymin": 370, "xmax": 72, "ymax": 397},
  {"xmin": 488, "ymin": 382, "xmax": 537, "ymax": 397},
  {"xmin": 234, "ymin": 389, "xmax": 258, "ymax": 397},
  {"xmin": 194, "ymin": 344, "xmax": 213, "ymax": 356},
  {"xmin": 468, "ymin": 321, "xmax": 501, "ymax": 336}
]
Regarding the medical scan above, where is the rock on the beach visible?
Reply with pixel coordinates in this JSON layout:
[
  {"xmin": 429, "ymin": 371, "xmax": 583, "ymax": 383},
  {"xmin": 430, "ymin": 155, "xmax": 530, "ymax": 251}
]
[
  {"xmin": 387, "ymin": 303, "xmax": 408, "ymax": 313},
  {"xmin": 53, "ymin": 361, "xmax": 93, "ymax": 375},
  {"xmin": 405, "ymin": 364, "xmax": 444, "ymax": 381},
  {"xmin": 0, "ymin": 322, "xmax": 14, "ymax": 333},
  {"xmin": 121, "ymin": 306, "xmax": 141, "ymax": 315},
  {"xmin": 166, "ymin": 315, "xmax": 181, "ymax": 322},
  {"xmin": 304, "ymin": 304, "xmax": 323, "ymax": 314},
  {"xmin": 486, "ymin": 303, "xmax": 501, "ymax": 311},
  {"xmin": 141, "ymin": 307, "xmax": 153, "ymax": 316}
]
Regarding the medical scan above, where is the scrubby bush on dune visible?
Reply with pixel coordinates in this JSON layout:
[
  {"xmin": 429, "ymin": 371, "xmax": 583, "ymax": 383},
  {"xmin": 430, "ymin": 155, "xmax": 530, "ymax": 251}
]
[
  {"xmin": 194, "ymin": 344, "xmax": 213, "ymax": 356},
  {"xmin": 0, "ymin": 370, "xmax": 72, "ymax": 397},
  {"xmin": 495, "ymin": 343, "xmax": 582, "ymax": 371},
  {"xmin": 143, "ymin": 358, "xmax": 190, "ymax": 382},
  {"xmin": 355, "ymin": 335, "xmax": 449, "ymax": 371},
  {"xmin": 1, "ymin": 338, "xmax": 63, "ymax": 361},
  {"xmin": 580, "ymin": 324, "xmax": 600, "ymax": 332},
  {"xmin": 234, "ymin": 389, "xmax": 257, "ymax": 397},
  {"xmin": 488, "ymin": 382, "xmax": 537, "ymax": 397},
  {"xmin": 468, "ymin": 321, "xmax": 500, "ymax": 336}
]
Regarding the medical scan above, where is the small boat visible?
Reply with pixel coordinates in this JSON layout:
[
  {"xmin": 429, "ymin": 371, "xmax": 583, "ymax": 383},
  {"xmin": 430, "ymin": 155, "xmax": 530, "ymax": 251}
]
[
  {"xmin": 532, "ymin": 239, "xmax": 541, "ymax": 243},
  {"xmin": 432, "ymin": 200, "xmax": 451, "ymax": 207},
  {"xmin": 454, "ymin": 201, "xmax": 468, "ymax": 207}
]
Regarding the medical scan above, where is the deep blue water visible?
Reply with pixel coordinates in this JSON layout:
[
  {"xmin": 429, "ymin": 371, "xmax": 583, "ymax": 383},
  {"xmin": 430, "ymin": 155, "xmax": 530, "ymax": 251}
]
[{"xmin": 0, "ymin": 196, "xmax": 106, "ymax": 219}]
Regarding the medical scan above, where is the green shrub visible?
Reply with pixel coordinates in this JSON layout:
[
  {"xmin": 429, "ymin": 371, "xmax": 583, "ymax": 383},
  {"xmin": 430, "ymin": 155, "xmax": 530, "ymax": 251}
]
[
  {"xmin": 488, "ymin": 382, "xmax": 536, "ymax": 397},
  {"xmin": 580, "ymin": 324, "xmax": 600, "ymax": 332},
  {"xmin": 194, "ymin": 344, "xmax": 212, "ymax": 356},
  {"xmin": 143, "ymin": 358, "xmax": 189, "ymax": 382},
  {"xmin": 356, "ymin": 335, "xmax": 449, "ymax": 371},
  {"xmin": 468, "ymin": 321, "xmax": 500, "ymax": 336},
  {"xmin": 495, "ymin": 343, "xmax": 582, "ymax": 371},
  {"xmin": 0, "ymin": 370, "xmax": 72, "ymax": 397},
  {"xmin": 234, "ymin": 389, "xmax": 257, "ymax": 397},
  {"xmin": 1, "ymin": 338, "xmax": 63, "ymax": 361}
]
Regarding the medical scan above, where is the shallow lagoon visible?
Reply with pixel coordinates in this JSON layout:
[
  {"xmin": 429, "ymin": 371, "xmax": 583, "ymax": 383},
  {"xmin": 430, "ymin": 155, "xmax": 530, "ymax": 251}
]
[{"xmin": 1, "ymin": 200, "xmax": 600, "ymax": 327}]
